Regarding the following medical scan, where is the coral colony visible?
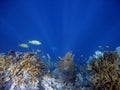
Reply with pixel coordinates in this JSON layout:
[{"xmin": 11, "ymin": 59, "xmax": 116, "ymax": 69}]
[{"xmin": 0, "ymin": 47, "xmax": 120, "ymax": 90}]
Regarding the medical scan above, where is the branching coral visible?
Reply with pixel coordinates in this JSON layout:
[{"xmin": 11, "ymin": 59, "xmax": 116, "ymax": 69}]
[
  {"xmin": 0, "ymin": 53, "xmax": 14, "ymax": 89},
  {"xmin": 0, "ymin": 52, "xmax": 46, "ymax": 90},
  {"xmin": 57, "ymin": 52, "xmax": 75, "ymax": 73},
  {"xmin": 87, "ymin": 51, "xmax": 120, "ymax": 90},
  {"xmin": 56, "ymin": 52, "xmax": 77, "ymax": 89},
  {"xmin": 0, "ymin": 49, "xmax": 120, "ymax": 90}
]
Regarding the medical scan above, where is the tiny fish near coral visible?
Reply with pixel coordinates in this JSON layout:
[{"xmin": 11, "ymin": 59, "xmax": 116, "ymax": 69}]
[{"xmin": 28, "ymin": 40, "xmax": 42, "ymax": 45}]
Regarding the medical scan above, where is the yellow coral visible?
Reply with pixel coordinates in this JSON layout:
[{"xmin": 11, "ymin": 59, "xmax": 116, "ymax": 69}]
[
  {"xmin": 88, "ymin": 52, "xmax": 120, "ymax": 90},
  {"xmin": 0, "ymin": 52, "xmax": 46, "ymax": 89}
]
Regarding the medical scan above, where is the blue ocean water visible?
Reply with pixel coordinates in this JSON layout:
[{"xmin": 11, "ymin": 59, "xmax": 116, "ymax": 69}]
[{"xmin": 0, "ymin": 0, "xmax": 120, "ymax": 63}]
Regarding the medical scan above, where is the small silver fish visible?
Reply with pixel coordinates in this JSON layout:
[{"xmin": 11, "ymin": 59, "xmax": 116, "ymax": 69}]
[
  {"xmin": 98, "ymin": 45, "xmax": 104, "ymax": 49},
  {"xmin": 98, "ymin": 45, "xmax": 102, "ymax": 48},
  {"xmin": 106, "ymin": 45, "xmax": 110, "ymax": 48},
  {"xmin": 80, "ymin": 55, "xmax": 84, "ymax": 57}
]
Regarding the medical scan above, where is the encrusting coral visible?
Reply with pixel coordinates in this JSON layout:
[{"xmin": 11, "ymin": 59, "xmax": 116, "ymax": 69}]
[
  {"xmin": 41, "ymin": 74, "xmax": 64, "ymax": 90},
  {"xmin": 87, "ymin": 51, "xmax": 120, "ymax": 90}
]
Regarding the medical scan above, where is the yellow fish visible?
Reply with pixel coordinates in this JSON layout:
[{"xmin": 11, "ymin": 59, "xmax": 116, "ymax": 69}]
[
  {"xmin": 18, "ymin": 43, "xmax": 29, "ymax": 48},
  {"xmin": 28, "ymin": 40, "xmax": 42, "ymax": 45}
]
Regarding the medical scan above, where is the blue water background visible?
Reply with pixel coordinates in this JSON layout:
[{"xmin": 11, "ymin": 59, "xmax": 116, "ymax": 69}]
[{"xmin": 0, "ymin": 0, "xmax": 120, "ymax": 63}]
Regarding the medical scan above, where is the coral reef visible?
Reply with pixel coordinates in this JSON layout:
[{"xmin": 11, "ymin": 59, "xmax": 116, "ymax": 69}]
[
  {"xmin": 41, "ymin": 74, "xmax": 64, "ymax": 90},
  {"xmin": 57, "ymin": 52, "xmax": 75, "ymax": 73},
  {"xmin": 0, "ymin": 49, "xmax": 120, "ymax": 90},
  {"xmin": 87, "ymin": 51, "xmax": 120, "ymax": 90},
  {"xmin": 0, "ymin": 53, "xmax": 13, "ymax": 89},
  {"xmin": 57, "ymin": 52, "xmax": 76, "ymax": 84},
  {"xmin": 41, "ymin": 52, "xmax": 80, "ymax": 90},
  {"xmin": 0, "ymin": 52, "xmax": 46, "ymax": 90}
]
